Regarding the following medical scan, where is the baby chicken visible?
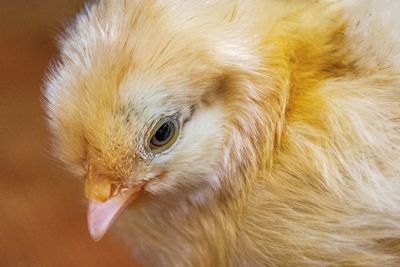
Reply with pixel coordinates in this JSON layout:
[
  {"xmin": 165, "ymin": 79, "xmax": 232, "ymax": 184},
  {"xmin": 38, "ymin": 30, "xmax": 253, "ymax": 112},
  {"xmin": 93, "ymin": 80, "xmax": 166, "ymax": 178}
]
[{"xmin": 44, "ymin": 0, "xmax": 400, "ymax": 266}]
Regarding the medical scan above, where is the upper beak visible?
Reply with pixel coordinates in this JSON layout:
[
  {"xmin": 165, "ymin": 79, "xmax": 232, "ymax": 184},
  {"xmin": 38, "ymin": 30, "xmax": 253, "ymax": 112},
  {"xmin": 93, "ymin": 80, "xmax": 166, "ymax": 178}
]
[{"xmin": 84, "ymin": 163, "xmax": 143, "ymax": 241}]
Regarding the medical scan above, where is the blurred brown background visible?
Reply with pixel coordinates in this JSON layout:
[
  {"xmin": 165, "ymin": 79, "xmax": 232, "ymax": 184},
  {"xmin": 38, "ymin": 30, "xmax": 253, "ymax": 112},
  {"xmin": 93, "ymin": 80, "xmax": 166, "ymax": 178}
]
[{"xmin": 0, "ymin": 1, "xmax": 136, "ymax": 266}]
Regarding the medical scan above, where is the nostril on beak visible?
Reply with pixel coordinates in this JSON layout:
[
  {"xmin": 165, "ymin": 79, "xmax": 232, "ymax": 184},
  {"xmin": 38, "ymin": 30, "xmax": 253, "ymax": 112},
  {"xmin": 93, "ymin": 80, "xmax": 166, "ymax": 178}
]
[
  {"xmin": 85, "ymin": 178, "xmax": 112, "ymax": 202},
  {"xmin": 84, "ymin": 162, "xmax": 114, "ymax": 202}
]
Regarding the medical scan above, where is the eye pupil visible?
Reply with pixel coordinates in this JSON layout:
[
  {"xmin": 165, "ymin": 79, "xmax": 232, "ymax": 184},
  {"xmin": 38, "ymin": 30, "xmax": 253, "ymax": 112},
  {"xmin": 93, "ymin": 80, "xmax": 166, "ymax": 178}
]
[{"xmin": 155, "ymin": 122, "xmax": 172, "ymax": 142}]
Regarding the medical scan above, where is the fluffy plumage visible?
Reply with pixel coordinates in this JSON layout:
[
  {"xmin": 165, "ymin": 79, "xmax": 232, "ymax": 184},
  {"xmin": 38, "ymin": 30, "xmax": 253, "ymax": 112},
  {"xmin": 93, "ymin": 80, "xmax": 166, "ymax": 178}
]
[{"xmin": 45, "ymin": 0, "xmax": 400, "ymax": 266}]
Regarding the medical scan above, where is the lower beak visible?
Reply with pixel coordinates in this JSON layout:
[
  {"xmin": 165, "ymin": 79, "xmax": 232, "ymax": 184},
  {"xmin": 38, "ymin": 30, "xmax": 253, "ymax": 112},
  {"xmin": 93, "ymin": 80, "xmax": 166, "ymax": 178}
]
[{"xmin": 87, "ymin": 187, "xmax": 142, "ymax": 241}]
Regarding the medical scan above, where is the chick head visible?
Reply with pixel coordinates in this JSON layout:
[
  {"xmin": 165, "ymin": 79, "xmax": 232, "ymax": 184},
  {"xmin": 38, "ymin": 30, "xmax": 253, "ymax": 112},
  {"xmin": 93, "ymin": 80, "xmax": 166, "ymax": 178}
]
[{"xmin": 44, "ymin": 1, "xmax": 258, "ymax": 241}]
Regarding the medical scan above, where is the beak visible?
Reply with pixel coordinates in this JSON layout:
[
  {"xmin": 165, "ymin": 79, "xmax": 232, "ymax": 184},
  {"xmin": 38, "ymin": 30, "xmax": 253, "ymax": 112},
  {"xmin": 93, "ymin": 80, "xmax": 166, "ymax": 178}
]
[{"xmin": 84, "ymin": 163, "xmax": 143, "ymax": 241}]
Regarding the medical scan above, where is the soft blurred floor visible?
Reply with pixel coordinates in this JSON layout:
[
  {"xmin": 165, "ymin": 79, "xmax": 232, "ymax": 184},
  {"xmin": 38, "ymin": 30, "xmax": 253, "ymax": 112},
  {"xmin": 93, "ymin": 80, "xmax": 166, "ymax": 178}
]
[{"xmin": 0, "ymin": 1, "xmax": 136, "ymax": 266}]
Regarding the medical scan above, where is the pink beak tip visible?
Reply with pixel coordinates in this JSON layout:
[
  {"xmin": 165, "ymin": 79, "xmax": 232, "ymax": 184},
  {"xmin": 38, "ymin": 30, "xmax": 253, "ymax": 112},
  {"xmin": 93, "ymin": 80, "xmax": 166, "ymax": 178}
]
[{"xmin": 87, "ymin": 190, "xmax": 137, "ymax": 241}]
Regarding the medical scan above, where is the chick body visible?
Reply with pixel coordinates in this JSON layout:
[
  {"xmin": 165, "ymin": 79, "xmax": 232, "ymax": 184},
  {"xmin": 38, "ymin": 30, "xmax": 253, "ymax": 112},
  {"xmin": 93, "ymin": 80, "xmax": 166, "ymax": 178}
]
[{"xmin": 45, "ymin": 1, "xmax": 400, "ymax": 266}]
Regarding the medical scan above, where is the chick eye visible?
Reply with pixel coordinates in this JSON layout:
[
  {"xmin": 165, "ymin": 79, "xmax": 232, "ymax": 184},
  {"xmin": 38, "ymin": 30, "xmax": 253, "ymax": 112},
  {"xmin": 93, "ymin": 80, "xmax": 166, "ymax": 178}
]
[{"xmin": 149, "ymin": 118, "xmax": 179, "ymax": 152}]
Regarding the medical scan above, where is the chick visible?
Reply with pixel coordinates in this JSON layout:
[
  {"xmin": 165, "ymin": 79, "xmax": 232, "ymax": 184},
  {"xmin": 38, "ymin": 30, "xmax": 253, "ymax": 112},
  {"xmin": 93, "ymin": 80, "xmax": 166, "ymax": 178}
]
[{"xmin": 44, "ymin": 0, "xmax": 400, "ymax": 266}]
